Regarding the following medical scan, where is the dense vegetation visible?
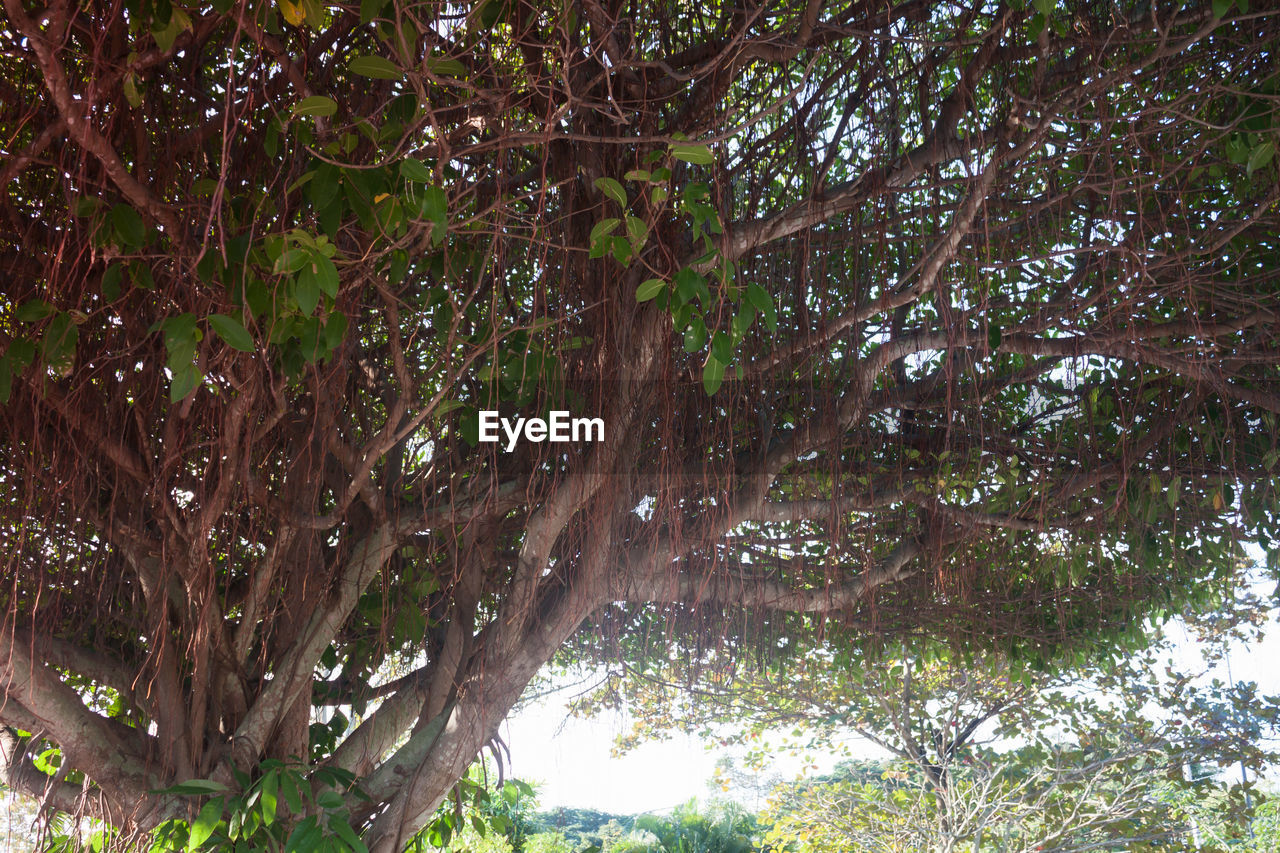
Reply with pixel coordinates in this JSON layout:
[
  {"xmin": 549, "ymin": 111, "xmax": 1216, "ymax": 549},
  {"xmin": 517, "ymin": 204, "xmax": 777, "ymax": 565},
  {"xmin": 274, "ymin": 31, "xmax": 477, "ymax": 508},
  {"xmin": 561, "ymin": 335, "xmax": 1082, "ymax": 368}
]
[{"xmin": 2, "ymin": 0, "xmax": 1280, "ymax": 848}]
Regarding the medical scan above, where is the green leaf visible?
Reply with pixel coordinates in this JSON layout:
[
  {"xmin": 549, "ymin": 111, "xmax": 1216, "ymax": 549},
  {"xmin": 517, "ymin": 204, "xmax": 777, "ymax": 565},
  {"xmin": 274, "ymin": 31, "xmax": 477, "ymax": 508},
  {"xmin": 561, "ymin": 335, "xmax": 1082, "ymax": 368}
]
[
  {"xmin": 15, "ymin": 300, "xmax": 56, "ymax": 322},
  {"xmin": 260, "ymin": 770, "xmax": 279, "ymax": 825},
  {"xmin": 745, "ymin": 282, "xmax": 772, "ymax": 313},
  {"xmin": 328, "ymin": 814, "xmax": 368, "ymax": 853},
  {"xmin": 123, "ymin": 74, "xmax": 142, "ymax": 107},
  {"xmin": 425, "ymin": 56, "xmax": 467, "ymax": 77},
  {"xmin": 683, "ymin": 318, "xmax": 707, "ymax": 352},
  {"xmin": 316, "ymin": 790, "xmax": 344, "ymax": 809},
  {"xmin": 624, "ymin": 169, "xmax": 651, "ymax": 182},
  {"xmin": 112, "ymin": 203, "xmax": 146, "ymax": 249},
  {"xmin": 1247, "ymin": 141, "xmax": 1274, "ymax": 175},
  {"xmin": 400, "ymin": 158, "xmax": 433, "ymax": 183},
  {"xmin": 273, "ymin": 248, "xmax": 310, "ymax": 275},
  {"xmin": 316, "ymin": 256, "xmax": 340, "ymax": 298},
  {"xmin": 671, "ymin": 144, "xmax": 714, "ymax": 165},
  {"xmin": 625, "ymin": 215, "xmax": 648, "ymax": 250},
  {"xmin": 711, "ymin": 330, "xmax": 732, "ymax": 363},
  {"xmin": 609, "ymin": 236, "xmax": 632, "ymax": 265},
  {"xmin": 349, "ymin": 55, "xmax": 403, "ymax": 80},
  {"xmin": 151, "ymin": 6, "xmax": 191, "ymax": 54},
  {"xmin": 702, "ymin": 355, "xmax": 726, "ymax": 395},
  {"xmin": 285, "ymin": 817, "xmax": 323, "ymax": 853},
  {"xmin": 359, "ymin": 0, "xmax": 387, "ymax": 23},
  {"xmin": 418, "ymin": 185, "xmax": 448, "ymax": 227},
  {"xmin": 170, "ymin": 362, "xmax": 202, "ymax": 402},
  {"xmin": 208, "ymin": 314, "xmax": 255, "ymax": 352},
  {"xmin": 295, "ymin": 269, "xmax": 322, "ymax": 315},
  {"xmin": 186, "ymin": 797, "xmax": 223, "ymax": 851},
  {"xmin": 102, "ymin": 263, "xmax": 124, "ymax": 302},
  {"xmin": 7, "ymin": 339, "xmax": 35, "ymax": 370},
  {"xmin": 675, "ymin": 267, "xmax": 709, "ymax": 305},
  {"xmin": 291, "ymin": 96, "xmax": 338, "ymax": 118},
  {"xmin": 635, "ymin": 278, "xmax": 666, "ymax": 302},
  {"xmin": 1213, "ymin": 0, "xmax": 1232, "ymax": 16},
  {"xmin": 588, "ymin": 218, "xmax": 619, "ymax": 255},
  {"xmin": 42, "ymin": 313, "xmax": 78, "ymax": 376},
  {"xmin": 325, "ymin": 312, "xmax": 349, "ymax": 351},
  {"xmin": 594, "ymin": 177, "xmax": 627, "ymax": 207},
  {"xmin": 588, "ymin": 217, "xmax": 619, "ymax": 244},
  {"xmin": 0, "ymin": 357, "xmax": 11, "ymax": 404}
]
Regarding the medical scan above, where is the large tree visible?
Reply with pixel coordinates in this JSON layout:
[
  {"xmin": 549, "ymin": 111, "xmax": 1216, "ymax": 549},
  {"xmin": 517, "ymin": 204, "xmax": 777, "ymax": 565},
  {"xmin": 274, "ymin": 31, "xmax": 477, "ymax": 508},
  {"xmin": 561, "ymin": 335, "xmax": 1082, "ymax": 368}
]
[{"xmin": 2, "ymin": 0, "xmax": 1279, "ymax": 848}]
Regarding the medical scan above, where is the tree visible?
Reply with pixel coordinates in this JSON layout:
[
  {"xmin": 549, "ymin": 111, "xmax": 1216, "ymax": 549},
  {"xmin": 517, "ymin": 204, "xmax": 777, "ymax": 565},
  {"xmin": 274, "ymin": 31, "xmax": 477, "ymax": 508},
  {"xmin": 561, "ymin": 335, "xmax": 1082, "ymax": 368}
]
[
  {"xmin": 608, "ymin": 801, "xmax": 762, "ymax": 853},
  {"xmin": 594, "ymin": 593, "xmax": 1280, "ymax": 852},
  {"xmin": 2, "ymin": 0, "xmax": 1280, "ymax": 849},
  {"xmin": 753, "ymin": 664, "xmax": 1280, "ymax": 853}
]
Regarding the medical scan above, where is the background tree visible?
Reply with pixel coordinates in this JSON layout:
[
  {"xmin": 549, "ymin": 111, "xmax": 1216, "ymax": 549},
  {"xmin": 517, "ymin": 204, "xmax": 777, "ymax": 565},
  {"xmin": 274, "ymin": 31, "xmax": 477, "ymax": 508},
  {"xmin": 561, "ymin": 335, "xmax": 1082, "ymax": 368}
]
[
  {"xmin": 590, "ymin": 590, "xmax": 1280, "ymax": 852},
  {"xmin": 3, "ymin": 0, "xmax": 1280, "ymax": 849}
]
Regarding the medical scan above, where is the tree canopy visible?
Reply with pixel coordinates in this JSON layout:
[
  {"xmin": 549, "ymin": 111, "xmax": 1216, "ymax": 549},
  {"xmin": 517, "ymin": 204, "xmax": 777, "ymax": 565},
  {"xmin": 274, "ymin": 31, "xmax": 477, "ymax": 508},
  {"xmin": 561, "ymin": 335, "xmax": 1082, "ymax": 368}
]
[{"xmin": 2, "ymin": 0, "xmax": 1280, "ymax": 849}]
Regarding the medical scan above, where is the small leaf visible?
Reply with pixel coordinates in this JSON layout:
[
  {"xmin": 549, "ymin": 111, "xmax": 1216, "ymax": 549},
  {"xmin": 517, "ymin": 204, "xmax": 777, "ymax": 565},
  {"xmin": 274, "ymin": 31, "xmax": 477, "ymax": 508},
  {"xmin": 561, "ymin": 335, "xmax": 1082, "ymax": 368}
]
[
  {"xmin": 360, "ymin": 0, "xmax": 387, "ymax": 23},
  {"xmin": 0, "ymin": 357, "xmax": 11, "ymax": 404},
  {"xmin": 746, "ymin": 282, "xmax": 772, "ymax": 314},
  {"xmin": 152, "ymin": 6, "xmax": 191, "ymax": 54},
  {"xmin": 151, "ymin": 779, "xmax": 230, "ymax": 796},
  {"xmin": 278, "ymin": 0, "xmax": 306, "ymax": 26},
  {"xmin": 328, "ymin": 815, "xmax": 368, "ymax": 853},
  {"xmin": 291, "ymin": 95, "xmax": 338, "ymax": 118},
  {"xmin": 711, "ymin": 330, "xmax": 732, "ymax": 363},
  {"xmin": 400, "ymin": 158, "xmax": 433, "ymax": 183},
  {"xmin": 295, "ymin": 270, "xmax": 322, "ymax": 315},
  {"xmin": 702, "ymin": 355, "xmax": 726, "ymax": 395},
  {"xmin": 112, "ymin": 203, "xmax": 146, "ymax": 249},
  {"xmin": 1247, "ymin": 141, "xmax": 1274, "ymax": 175},
  {"xmin": 42, "ymin": 313, "xmax": 78, "ymax": 377},
  {"xmin": 594, "ymin": 177, "xmax": 627, "ymax": 207},
  {"xmin": 285, "ymin": 817, "xmax": 324, "ymax": 853},
  {"xmin": 102, "ymin": 263, "xmax": 124, "ymax": 302},
  {"xmin": 625, "ymin": 215, "xmax": 647, "ymax": 250},
  {"xmin": 15, "ymin": 300, "xmax": 56, "ymax": 322},
  {"xmin": 280, "ymin": 772, "xmax": 304, "ymax": 816},
  {"xmin": 683, "ymin": 319, "xmax": 707, "ymax": 352},
  {"xmin": 623, "ymin": 169, "xmax": 651, "ymax": 182},
  {"xmin": 349, "ymin": 55, "xmax": 403, "ymax": 79},
  {"xmin": 260, "ymin": 771, "xmax": 279, "ymax": 825},
  {"xmin": 208, "ymin": 314, "xmax": 255, "ymax": 352},
  {"xmin": 313, "ymin": 255, "xmax": 340, "ymax": 298},
  {"xmin": 588, "ymin": 217, "xmax": 619, "ymax": 246},
  {"xmin": 273, "ymin": 248, "xmax": 310, "ymax": 275},
  {"xmin": 635, "ymin": 278, "xmax": 665, "ymax": 302},
  {"xmin": 316, "ymin": 790, "xmax": 344, "ymax": 809},
  {"xmin": 425, "ymin": 56, "xmax": 467, "ymax": 77},
  {"xmin": 671, "ymin": 143, "xmax": 714, "ymax": 165},
  {"xmin": 170, "ymin": 362, "xmax": 202, "ymax": 402},
  {"xmin": 418, "ymin": 185, "xmax": 448, "ymax": 227},
  {"xmin": 123, "ymin": 74, "xmax": 142, "ymax": 107},
  {"xmin": 609, "ymin": 235, "xmax": 632, "ymax": 265},
  {"xmin": 186, "ymin": 797, "xmax": 224, "ymax": 851}
]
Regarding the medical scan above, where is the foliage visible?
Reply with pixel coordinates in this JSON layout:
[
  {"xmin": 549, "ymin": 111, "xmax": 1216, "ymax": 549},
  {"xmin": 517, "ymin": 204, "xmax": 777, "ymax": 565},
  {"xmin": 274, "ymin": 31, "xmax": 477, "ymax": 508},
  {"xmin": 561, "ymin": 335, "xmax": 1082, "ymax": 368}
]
[
  {"xmin": 3, "ymin": 0, "xmax": 1280, "ymax": 849},
  {"xmin": 604, "ymin": 801, "xmax": 762, "ymax": 853},
  {"xmin": 530, "ymin": 809, "xmax": 628, "ymax": 850},
  {"xmin": 722, "ymin": 599, "xmax": 1280, "ymax": 852}
]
